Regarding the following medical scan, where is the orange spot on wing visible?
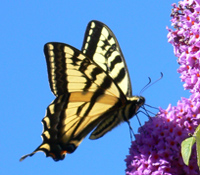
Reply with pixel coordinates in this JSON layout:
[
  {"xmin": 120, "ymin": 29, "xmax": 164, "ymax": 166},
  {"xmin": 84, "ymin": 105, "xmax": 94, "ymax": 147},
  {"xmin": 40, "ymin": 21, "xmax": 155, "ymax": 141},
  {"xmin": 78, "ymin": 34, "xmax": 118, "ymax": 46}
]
[
  {"xmin": 49, "ymin": 152, "xmax": 56, "ymax": 159},
  {"xmin": 61, "ymin": 150, "xmax": 68, "ymax": 155}
]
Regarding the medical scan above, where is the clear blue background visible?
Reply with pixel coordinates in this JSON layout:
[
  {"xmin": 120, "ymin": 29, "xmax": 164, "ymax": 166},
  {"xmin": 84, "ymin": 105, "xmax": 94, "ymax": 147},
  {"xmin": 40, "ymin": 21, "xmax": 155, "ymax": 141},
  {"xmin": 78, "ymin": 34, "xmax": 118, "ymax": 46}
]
[{"xmin": 1, "ymin": 1, "xmax": 188, "ymax": 175}]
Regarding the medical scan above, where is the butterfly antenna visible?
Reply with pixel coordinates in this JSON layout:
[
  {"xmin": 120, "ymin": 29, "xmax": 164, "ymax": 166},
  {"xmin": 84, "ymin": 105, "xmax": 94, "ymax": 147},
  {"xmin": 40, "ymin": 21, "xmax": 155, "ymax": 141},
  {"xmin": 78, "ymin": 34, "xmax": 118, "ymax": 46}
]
[
  {"xmin": 139, "ymin": 72, "xmax": 163, "ymax": 95},
  {"xmin": 139, "ymin": 77, "xmax": 151, "ymax": 96}
]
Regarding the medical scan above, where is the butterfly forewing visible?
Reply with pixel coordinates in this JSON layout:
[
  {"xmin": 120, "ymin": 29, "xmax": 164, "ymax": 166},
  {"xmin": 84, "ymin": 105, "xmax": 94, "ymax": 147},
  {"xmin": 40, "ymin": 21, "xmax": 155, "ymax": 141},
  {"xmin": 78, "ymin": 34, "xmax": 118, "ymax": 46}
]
[
  {"xmin": 82, "ymin": 20, "xmax": 132, "ymax": 97},
  {"xmin": 44, "ymin": 43, "xmax": 124, "ymax": 97}
]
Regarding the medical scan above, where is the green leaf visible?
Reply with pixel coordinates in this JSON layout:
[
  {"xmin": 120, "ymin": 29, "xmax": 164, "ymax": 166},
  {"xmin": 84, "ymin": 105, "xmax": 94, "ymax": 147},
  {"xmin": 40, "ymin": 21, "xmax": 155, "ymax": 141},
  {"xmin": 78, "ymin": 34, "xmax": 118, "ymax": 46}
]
[
  {"xmin": 194, "ymin": 125, "xmax": 200, "ymax": 170},
  {"xmin": 194, "ymin": 125, "xmax": 200, "ymax": 137},
  {"xmin": 181, "ymin": 136, "xmax": 196, "ymax": 165}
]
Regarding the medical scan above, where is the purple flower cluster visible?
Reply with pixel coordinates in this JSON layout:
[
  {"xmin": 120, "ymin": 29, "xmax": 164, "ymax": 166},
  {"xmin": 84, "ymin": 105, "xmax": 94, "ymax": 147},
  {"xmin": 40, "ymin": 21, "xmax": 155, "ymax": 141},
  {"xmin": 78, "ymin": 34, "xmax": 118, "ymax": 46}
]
[
  {"xmin": 125, "ymin": 0, "xmax": 200, "ymax": 174},
  {"xmin": 167, "ymin": 0, "xmax": 200, "ymax": 93}
]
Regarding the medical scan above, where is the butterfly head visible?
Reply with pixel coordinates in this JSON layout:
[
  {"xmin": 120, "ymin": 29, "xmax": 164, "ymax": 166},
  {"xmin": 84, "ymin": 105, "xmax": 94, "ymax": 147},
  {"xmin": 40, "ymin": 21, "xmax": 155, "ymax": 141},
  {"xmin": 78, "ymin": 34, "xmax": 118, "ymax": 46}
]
[
  {"xmin": 127, "ymin": 96, "xmax": 145, "ymax": 106},
  {"xmin": 137, "ymin": 96, "xmax": 145, "ymax": 106},
  {"xmin": 125, "ymin": 96, "xmax": 145, "ymax": 120}
]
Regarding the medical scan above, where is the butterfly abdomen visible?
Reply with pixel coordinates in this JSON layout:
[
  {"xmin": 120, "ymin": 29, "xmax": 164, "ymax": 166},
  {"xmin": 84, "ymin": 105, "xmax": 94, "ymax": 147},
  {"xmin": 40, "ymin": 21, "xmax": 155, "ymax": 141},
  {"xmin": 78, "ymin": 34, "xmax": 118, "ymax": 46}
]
[{"xmin": 89, "ymin": 96, "xmax": 145, "ymax": 140}]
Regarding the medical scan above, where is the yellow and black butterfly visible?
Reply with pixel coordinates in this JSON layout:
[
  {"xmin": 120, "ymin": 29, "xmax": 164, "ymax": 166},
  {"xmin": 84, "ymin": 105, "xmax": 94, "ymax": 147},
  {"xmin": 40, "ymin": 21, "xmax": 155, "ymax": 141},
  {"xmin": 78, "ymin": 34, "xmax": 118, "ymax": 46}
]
[{"xmin": 20, "ymin": 20, "xmax": 145, "ymax": 161}]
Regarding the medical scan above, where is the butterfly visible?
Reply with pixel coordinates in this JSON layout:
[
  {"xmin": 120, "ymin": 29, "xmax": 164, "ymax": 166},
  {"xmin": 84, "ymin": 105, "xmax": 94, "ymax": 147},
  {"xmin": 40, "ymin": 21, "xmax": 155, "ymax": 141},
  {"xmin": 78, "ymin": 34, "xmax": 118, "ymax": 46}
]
[{"xmin": 20, "ymin": 20, "xmax": 145, "ymax": 161}]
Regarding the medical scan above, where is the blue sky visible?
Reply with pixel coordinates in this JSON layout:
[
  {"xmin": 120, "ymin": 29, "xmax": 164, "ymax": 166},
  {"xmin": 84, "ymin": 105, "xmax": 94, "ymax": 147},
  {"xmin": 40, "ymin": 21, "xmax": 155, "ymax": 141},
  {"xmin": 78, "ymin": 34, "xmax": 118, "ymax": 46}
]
[{"xmin": 1, "ymin": 1, "xmax": 189, "ymax": 175}]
